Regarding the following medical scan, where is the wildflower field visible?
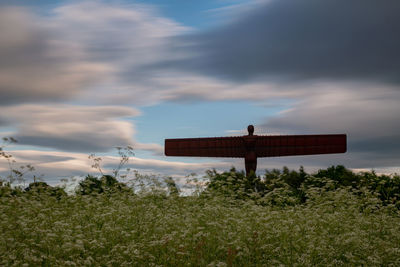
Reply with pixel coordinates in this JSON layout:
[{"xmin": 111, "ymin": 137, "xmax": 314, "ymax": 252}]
[{"xmin": 1, "ymin": 167, "xmax": 400, "ymax": 266}]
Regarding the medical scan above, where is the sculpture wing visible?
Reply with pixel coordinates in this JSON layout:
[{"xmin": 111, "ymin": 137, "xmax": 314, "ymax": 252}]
[
  {"xmin": 165, "ymin": 137, "xmax": 245, "ymax": 158},
  {"xmin": 255, "ymin": 134, "xmax": 347, "ymax": 157}
]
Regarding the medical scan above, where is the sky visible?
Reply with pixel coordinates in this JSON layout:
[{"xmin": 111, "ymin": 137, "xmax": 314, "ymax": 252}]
[{"xmin": 1, "ymin": 0, "xmax": 400, "ymax": 185}]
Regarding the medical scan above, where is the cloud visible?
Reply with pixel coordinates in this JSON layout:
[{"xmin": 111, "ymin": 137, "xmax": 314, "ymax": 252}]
[
  {"xmin": 163, "ymin": 0, "xmax": 400, "ymax": 84},
  {"xmin": 0, "ymin": 105, "xmax": 139, "ymax": 152},
  {"xmin": 259, "ymin": 85, "xmax": 400, "ymax": 169},
  {"xmin": 0, "ymin": 2, "xmax": 187, "ymax": 105},
  {"xmin": 3, "ymin": 0, "xmax": 400, "ymax": 106},
  {"xmin": 141, "ymin": 0, "xmax": 400, "ymax": 172},
  {"xmin": 0, "ymin": 103, "xmax": 174, "ymax": 157},
  {"xmin": 0, "ymin": 150, "xmax": 233, "ymax": 184},
  {"xmin": 147, "ymin": 71, "xmax": 307, "ymax": 103},
  {"xmin": 48, "ymin": 1, "xmax": 190, "ymax": 106},
  {"xmin": 134, "ymin": 143, "xmax": 164, "ymax": 156},
  {"xmin": 0, "ymin": 1, "xmax": 323, "ymax": 107},
  {"xmin": 50, "ymin": 1, "xmax": 186, "ymax": 63},
  {"xmin": 0, "ymin": 6, "xmax": 112, "ymax": 105}
]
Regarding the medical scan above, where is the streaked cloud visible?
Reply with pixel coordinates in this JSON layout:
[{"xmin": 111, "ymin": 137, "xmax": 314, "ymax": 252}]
[
  {"xmin": 164, "ymin": 0, "xmax": 400, "ymax": 84},
  {"xmin": 0, "ymin": 6, "xmax": 112, "ymax": 105},
  {"xmin": 0, "ymin": 150, "xmax": 232, "ymax": 184},
  {"xmin": 134, "ymin": 143, "xmax": 164, "ymax": 156},
  {"xmin": 0, "ymin": 105, "xmax": 139, "ymax": 152},
  {"xmin": 260, "ymin": 85, "xmax": 400, "ymax": 168},
  {"xmin": 0, "ymin": 2, "xmax": 187, "ymax": 106},
  {"xmin": 152, "ymin": 0, "xmax": 400, "ymax": 171}
]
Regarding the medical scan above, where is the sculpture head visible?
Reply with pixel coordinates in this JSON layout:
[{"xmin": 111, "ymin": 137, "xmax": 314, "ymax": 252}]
[{"xmin": 247, "ymin": 125, "xmax": 254, "ymax": 136}]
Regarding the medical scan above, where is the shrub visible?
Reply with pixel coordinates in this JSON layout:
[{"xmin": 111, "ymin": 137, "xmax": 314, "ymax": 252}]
[
  {"xmin": 77, "ymin": 175, "xmax": 132, "ymax": 195},
  {"xmin": 0, "ymin": 181, "xmax": 24, "ymax": 197},
  {"xmin": 314, "ymin": 165, "xmax": 360, "ymax": 187},
  {"xmin": 204, "ymin": 168, "xmax": 265, "ymax": 200},
  {"xmin": 25, "ymin": 182, "xmax": 67, "ymax": 199},
  {"xmin": 204, "ymin": 165, "xmax": 400, "ymax": 209}
]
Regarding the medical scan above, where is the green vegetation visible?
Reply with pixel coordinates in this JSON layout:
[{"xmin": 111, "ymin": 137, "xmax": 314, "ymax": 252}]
[
  {"xmin": 205, "ymin": 166, "xmax": 400, "ymax": 209},
  {"xmin": 1, "ymin": 167, "xmax": 400, "ymax": 266},
  {"xmin": 1, "ymin": 139, "xmax": 400, "ymax": 266},
  {"xmin": 77, "ymin": 175, "xmax": 131, "ymax": 195}
]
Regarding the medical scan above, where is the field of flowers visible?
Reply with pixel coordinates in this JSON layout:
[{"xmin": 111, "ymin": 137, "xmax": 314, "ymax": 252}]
[{"xmin": 1, "ymin": 186, "xmax": 400, "ymax": 266}]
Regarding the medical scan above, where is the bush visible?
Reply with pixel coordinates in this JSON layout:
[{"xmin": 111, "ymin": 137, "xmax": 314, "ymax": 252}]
[
  {"xmin": 77, "ymin": 175, "xmax": 132, "ymax": 195},
  {"xmin": 204, "ymin": 165, "xmax": 400, "ymax": 208},
  {"xmin": 204, "ymin": 168, "xmax": 265, "ymax": 200},
  {"xmin": 25, "ymin": 182, "xmax": 67, "ymax": 200},
  {"xmin": 0, "ymin": 181, "xmax": 24, "ymax": 197}
]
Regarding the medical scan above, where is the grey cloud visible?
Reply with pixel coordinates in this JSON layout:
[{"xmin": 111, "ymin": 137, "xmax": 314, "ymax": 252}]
[
  {"xmin": 0, "ymin": 7, "xmax": 111, "ymax": 105},
  {"xmin": 1, "ymin": 1, "xmax": 301, "ymax": 107},
  {"xmin": 0, "ymin": 3, "xmax": 187, "ymax": 106},
  {"xmin": 259, "ymin": 86, "xmax": 400, "ymax": 169},
  {"xmin": 49, "ymin": 1, "xmax": 188, "ymax": 106},
  {"xmin": 14, "ymin": 153, "xmax": 75, "ymax": 164},
  {"xmin": 0, "ymin": 117, "xmax": 11, "ymax": 127},
  {"xmin": 134, "ymin": 143, "xmax": 164, "ymax": 156},
  {"xmin": 0, "ymin": 105, "xmax": 139, "ymax": 152},
  {"xmin": 17, "ymin": 136, "xmax": 120, "ymax": 154},
  {"xmin": 0, "ymin": 150, "xmax": 93, "ymax": 183},
  {"xmin": 51, "ymin": 2, "xmax": 186, "ymax": 63},
  {"xmin": 164, "ymin": 0, "xmax": 400, "ymax": 84}
]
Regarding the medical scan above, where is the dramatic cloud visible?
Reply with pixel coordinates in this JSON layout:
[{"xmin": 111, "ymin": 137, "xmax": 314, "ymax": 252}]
[
  {"xmin": 0, "ymin": 6, "xmax": 111, "ymax": 105},
  {"xmin": 260, "ymin": 84, "xmax": 400, "ymax": 169},
  {"xmin": 50, "ymin": 1, "xmax": 186, "ymax": 65},
  {"xmin": 166, "ymin": 0, "xmax": 400, "ymax": 84},
  {"xmin": 48, "ymin": 1, "xmax": 190, "ymax": 106},
  {"xmin": 0, "ymin": 1, "xmax": 314, "ymax": 106},
  {"xmin": 0, "ymin": 105, "xmax": 139, "ymax": 152},
  {"xmin": 149, "ymin": 0, "xmax": 400, "ymax": 172},
  {"xmin": 0, "ymin": 2, "xmax": 187, "ymax": 105}
]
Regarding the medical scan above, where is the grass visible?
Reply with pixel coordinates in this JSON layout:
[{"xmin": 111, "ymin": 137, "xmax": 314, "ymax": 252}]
[{"xmin": 1, "ymin": 188, "xmax": 400, "ymax": 266}]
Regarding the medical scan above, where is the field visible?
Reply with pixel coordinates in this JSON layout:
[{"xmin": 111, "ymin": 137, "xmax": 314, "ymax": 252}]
[{"xmin": 1, "ymin": 184, "xmax": 400, "ymax": 266}]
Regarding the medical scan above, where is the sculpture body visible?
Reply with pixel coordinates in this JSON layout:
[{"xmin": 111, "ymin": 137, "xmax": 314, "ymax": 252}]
[
  {"xmin": 165, "ymin": 125, "xmax": 346, "ymax": 176},
  {"xmin": 243, "ymin": 125, "xmax": 257, "ymax": 175}
]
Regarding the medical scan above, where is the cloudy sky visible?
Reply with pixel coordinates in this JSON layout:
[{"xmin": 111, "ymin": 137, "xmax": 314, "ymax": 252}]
[{"xmin": 1, "ymin": 0, "xmax": 399, "ymax": 184}]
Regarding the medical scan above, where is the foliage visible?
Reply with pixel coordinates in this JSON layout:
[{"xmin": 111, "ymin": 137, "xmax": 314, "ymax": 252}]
[
  {"xmin": 1, "ymin": 187, "xmax": 400, "ymax": 266},
  {"xmin": 2, "ymin": 137, "xmax": 400, "ymax": 265},
  {"xmin": 0, "ymin": 181, "xmax": 66, "ymax": 199},
  {"xmin": 77, "ymin": 175, "xmax": 131, "ymax": 195},
  {"xmin": 25, "ymin": 182, "xmax": 67, "ymax": 200},
  {"xmin": 205, "ymin": 165, "xmax": 400, "ymax": 209},
  {"xmin": 0, "ymin": 181, "xmax": 24, "ymax": 197},
  {"xmin": 204, "ymin": 168, "xmax": 265, "ymax": 200}
]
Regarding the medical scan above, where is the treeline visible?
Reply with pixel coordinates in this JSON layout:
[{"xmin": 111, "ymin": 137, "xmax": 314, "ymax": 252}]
[
  {"xmin": 0, "ymin": 175, "xmax": 128, "ymax": 198},
  {"xmin": 0, "ymin": 174, "xmax": 179, "ymax": 198},
  {"xmin": 1, "ymin": 166, "xmax": 400, "ymax": 208},
  {"xmin": 205, "ymin": 166, "xmax": 400, "ymax": 208}
]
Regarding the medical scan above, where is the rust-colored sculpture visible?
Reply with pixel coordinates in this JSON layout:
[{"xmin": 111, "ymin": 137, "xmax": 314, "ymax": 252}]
[{"xmin": 165, "ymin": 125, "xmax": 346, "ymax": 176}]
